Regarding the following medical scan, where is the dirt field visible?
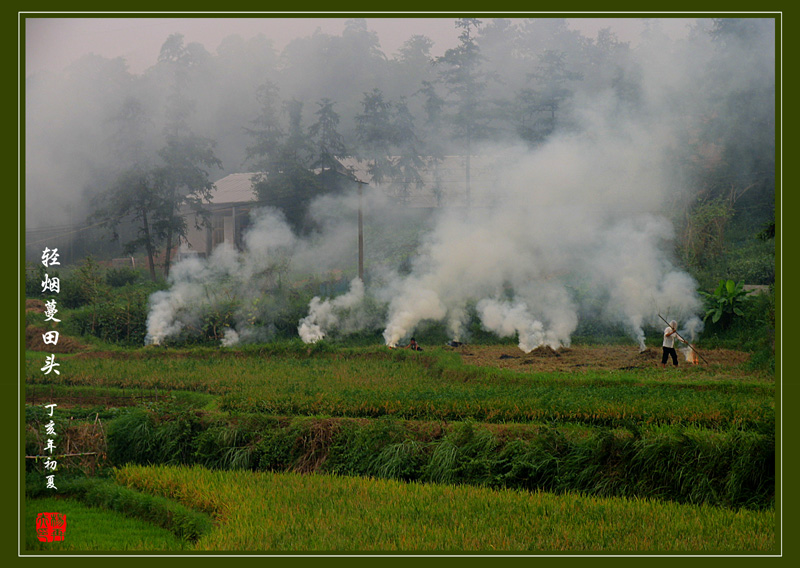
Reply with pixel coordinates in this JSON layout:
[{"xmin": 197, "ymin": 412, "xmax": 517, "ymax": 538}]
[
  {"xmin": 446, "ymin": 343, "xmax": 751, "ymax": 373},
  {"xmin": 24, "ymin": 318, "xmax": 753, "ymax": 376}
]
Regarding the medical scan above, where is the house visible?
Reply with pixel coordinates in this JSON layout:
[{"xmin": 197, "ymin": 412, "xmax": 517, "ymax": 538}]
[
  {"xmin": 179, "ymin": 172, "xmax": 258, "ymax": 259},
  {"xmin": 179, "ymin": 166, "xmax": 360, "ymax": 257},
  {"xmin": 180, "ymin": 155, "xmax": 499, "ymax": 257}
]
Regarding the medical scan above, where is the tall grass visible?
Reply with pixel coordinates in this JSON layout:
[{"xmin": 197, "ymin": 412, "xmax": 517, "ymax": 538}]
[
  {"xmin": 113, "ymin": 465, "xmax": 775, "ymax": 552},
  {"xmin": 100, "ymin": 412, "xmax": 774, "ymax": 510}
]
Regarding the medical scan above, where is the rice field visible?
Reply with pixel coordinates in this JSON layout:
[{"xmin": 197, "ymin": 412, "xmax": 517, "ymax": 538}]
[
  {"xmin": 24, "ymin": 345, "xmax": 774, "ymax": 430},
  {"xmin": 112, "ymin": 464, "xmax": 774, "ymax": 552},
  {"xmin": 23, "ymin": 341, "xmax": 777, "ymax": 554},
  {"xmin": 24, "ymin": 497, "xmax": 190, "ymax": 551}
]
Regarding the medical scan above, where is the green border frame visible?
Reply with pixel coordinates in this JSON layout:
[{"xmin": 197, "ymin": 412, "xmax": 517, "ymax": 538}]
[{"xmin": 11, "ymin": 6, "xmax": 787, "ymax": 563}]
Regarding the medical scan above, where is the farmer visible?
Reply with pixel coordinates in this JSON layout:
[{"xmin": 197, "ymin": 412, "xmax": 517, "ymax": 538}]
[
  {"xmin": 661, "ymin": 320, "xmax": 685, "ymax": 367},
  {"xmin": 406, "ymin": 337, "xmax": 423, "ymax": 351}
]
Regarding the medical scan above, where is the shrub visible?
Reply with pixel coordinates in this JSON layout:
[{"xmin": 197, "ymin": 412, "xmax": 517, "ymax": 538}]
[
  {"xmin": 66, "ymin": 292, "xmax": 150, "ymax": 345},
  {"xmin": 106, "ymin": 267, "xmax": 142, "ymax": 288},
  {"xmin": 700, "ymin": 279, "xmax": 752, "ymax": 329},
  {"xmin": 25, "ymin": 264, "xmax": 48, "ymax": 298},
  {"xmin": 106, "ymin": 409, "xmax": 158, "ymax": 466}
]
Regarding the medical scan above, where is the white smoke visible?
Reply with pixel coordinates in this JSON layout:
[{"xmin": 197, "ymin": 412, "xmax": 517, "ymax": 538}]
[
  {"xmin": 381, "ymin": 282, "xmax": 448, "ymax": 347},
  {"xmin": 476, "ymin": 298, "xmax": 565, "ymax": 353},
  {"xmin": 298, "ymin": 277, "xmax": 366, "ymax": 343},
  {"xmin": 140, "ymin": 22, "xmax": 774, "ymax": 352},
  {"xmin": 145, "ymin": 255, "xmax": 219, "ymax": 345},
  {"xmin": 374, "ymin": 123, "xmax": 702, "ymax": 352},
  {"xmin": 145, "ymin": 208, "xmax": 302, "ymax": 346},
  {"xmin": 146, "ymin": 121, "xmax": 705, "ymax": 352},
  {"xmin": 587, "ymin": 215, "xmax": 703, "ymax": 350},
  {"xmin": 221, "ymin": 327, "xmax": 240, "ymax": 347}
]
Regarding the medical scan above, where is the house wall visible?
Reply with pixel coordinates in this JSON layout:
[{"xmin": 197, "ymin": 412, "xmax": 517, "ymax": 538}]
[
  {"xmin": 183, "ymin": 219, "xmax": 211, "ymax": 257},
  {"xmin": 183, "ymin": 206, "xmax": 251, "ymax": 257},
  {"xmin": 224, "ymin": 209, "xmax": 236, "ymax": 247}
]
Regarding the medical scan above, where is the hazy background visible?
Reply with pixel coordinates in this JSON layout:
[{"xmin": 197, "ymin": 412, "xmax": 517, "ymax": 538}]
[
  {"xmin": 22, "ymin": 14, "xmax": 775, "ymax": 349},
  {"xmin": 24, "ymin": 14, "xmax": 698, "ymax": 230},
  {"xmin": 25, "ymin": 16, "xmax": 694, "ymax": 76}
]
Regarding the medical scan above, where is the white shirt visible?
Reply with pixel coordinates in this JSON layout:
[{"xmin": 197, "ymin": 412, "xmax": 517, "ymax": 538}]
[{"xmin": 663, "ymin": 326, "xmax": 676, "ymax": 348}]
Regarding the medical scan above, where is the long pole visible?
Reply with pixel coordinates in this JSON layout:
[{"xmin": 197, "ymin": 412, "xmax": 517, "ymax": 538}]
[{"xmin": 657, "ymin": 314, "xmax": 710, "ymax": 365}]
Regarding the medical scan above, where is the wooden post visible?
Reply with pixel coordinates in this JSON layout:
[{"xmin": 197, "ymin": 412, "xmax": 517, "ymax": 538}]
[
  {"xmin": 231, "ymin": 205, "xmax": 237, "ymax": 250},
  {"xmin": 465, "ymin": 151, "xmax": 471, "ymax": 210},
  {"xmin": 358, "ymin": 180, "xmax": 364, "ymax": 282}
]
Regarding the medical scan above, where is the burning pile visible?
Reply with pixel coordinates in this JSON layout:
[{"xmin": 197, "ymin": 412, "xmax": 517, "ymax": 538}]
[{"xmin": 682, "ymin": 345, "xmax": 700, "ymax": 365}]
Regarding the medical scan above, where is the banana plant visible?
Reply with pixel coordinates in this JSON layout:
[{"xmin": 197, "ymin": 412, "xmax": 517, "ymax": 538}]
[{"xmin": 700, "ymin": 279, "xmax": 751, "ymax": 327}]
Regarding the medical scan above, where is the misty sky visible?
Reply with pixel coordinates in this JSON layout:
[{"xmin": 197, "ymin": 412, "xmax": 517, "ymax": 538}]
[{"xmin": 24, "ymin": 14, "xmax": 696, "ymax": 76}]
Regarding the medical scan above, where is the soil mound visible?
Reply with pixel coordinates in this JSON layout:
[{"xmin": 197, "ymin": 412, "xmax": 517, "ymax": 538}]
[
  {"xmin": 26, "ymin": 326, "xmax": 88, "ymax": 354},
  {"xmin": 638, "ymin": 347, "xmax": 660, "ymax": 359},
  {"xmin": 527, "ymin": 345, "xmax": 561, "ymax": 357}
]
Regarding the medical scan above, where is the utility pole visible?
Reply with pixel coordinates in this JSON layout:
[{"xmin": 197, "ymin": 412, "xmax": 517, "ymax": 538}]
[{"xmin": 357, "ymin": 179, "xmax": 364, "ymax": 282}]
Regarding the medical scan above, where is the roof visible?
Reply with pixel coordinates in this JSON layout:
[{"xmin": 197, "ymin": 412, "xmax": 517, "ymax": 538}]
[
  {"xmin": 207, "ymin": 173, "xmax": 259, "ymax": 205},
  {"xmin": 208, "ymin": 155, "xmax": 500, "ymax": 209}
]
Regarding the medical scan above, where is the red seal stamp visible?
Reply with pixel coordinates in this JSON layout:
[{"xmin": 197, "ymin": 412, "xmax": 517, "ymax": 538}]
[{"xmin": 36, "ymin": 512, "xmax": 66, "ymax": 542}]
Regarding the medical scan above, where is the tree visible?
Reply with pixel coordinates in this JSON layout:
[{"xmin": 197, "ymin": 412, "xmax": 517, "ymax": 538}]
[
  {"xmin": 390, "ymin": 97, "xmax": 425, "ymax": 203},
  {"xmin": 674, "ymin": 18, "xmax": 775, "ymax": 285},
  {"xmin": 581, "ymin": 28, "xmax": 630, "ymax": 93},
  {"xmin": 516, "ymin": 49, "xmax": 582, "ymax": 145},
  {"xmin": 678, "ymin": 197, "xmax": 734, "ymax": 270},
  {"xmin": 396, "ymin": 34, "xmax": 435, "ymax": 66},
  {"xmin": 278, "ymin": 20, "xmax": 388, "ymax": 119},
  {"xmin": 391, "ymin": 35, "xmax": 437, "ymax": 98},
  {"xmin": 701, "ymin": 19, "xmax": 775, "ymax": 220},
  {"xmin": 280, "ymin": 98, "xmax": 315, "ymax": 167},
  {"xmin": 247, "ymin": 96, "xmax": 323, "ymax": 234},
  {"xmin": 434, "ymin": 18, "xmax": 492, "ymax": 208},
  {"xmin": 476, "ymin": 19, "xmax": 522, "ymax": 99},
  {"xmin": 92, "ymin": 98, "xmax": 164, "ymax": 281},
  {"xmin": 157, "ymin": 34, "xmax": 223, "ymax": 277},
  {"xmin": 308, "ymin": 97, "xmax": 356, "ymax": 201},
  {"xmin": 157, "ymin": 130, "xmax": 222, "ymax": 275},
  {"xmin": 309, "ymin": 98, "xmax": 348, "ymax": 172},
  {"xmin": 244, "ymin": 81, "xmax": 284, "ymax": 171},
  {"xmin": 355, "ymin": 88, "xmax": 396, "ymax": 185},
  {"xmin": 95, "ymin": 165, "xmax": 165, "ymax": 281},
  {"xmin": 414, "ymin": 81, "xmax": 447, "ymax": 206}
]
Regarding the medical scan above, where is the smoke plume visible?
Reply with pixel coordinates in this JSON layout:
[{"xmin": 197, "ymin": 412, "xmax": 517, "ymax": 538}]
[
  {"xmin": 298, "ymin": 277, "xmax": 366, "ymax": 343},
  {"xmin": 135, "ymin": 19, "xmax": 772, "ymax": 351}
]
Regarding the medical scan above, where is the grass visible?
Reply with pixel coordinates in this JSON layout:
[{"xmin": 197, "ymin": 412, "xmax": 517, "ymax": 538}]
[
  {"xmin": 95, "ymin": 410, "xmax": 772, "ymax": 510},
  {"xmin": 112, "ymin": 464, "xmax": 775, "ymax": 552},
  {"xmin": 23, "ymin": 340, "xmax": 776, "ymax": 552},
  {"xmin": 25, "ymin": 347, "xmax": 774, "ymax": 431},
  {"xmin": 24, "ymin": 496, "xmax": 191, "ymax": 552}
]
